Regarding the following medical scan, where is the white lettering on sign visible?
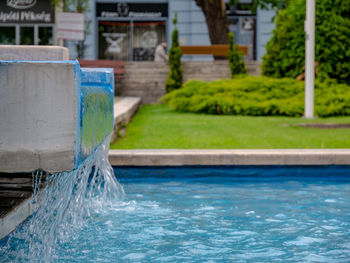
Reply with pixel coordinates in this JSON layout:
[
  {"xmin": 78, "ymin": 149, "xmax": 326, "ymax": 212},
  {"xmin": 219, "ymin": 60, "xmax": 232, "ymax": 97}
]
[
  {"xmin": 7, "ymin": 0, "xmax": 37, "ymax": 10},
  {"xmin": 100, "ymin": 11, "xmax": 162, "ymax": 18},
  {"xmin": 20, "ymin": 11, "xmax": 51, "ymax": 22},
  {"xmin": 128, "ymin": 12, "xmax": 162, "ymax": 17},
  {"xmin": 101, "ymin": 11, "xmax": 119, "ymax": 17},
  {"xmin": 0, "ymin": 11, "xmax": 50, "ymax": 22},
  {"xmin": 0, "ymin": 11, "xmax": 19, "ymax": 22}
]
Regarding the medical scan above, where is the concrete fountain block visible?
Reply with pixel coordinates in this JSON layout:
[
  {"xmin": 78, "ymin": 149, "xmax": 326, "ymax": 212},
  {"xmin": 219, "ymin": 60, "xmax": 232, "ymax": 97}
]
[
  {"xmin": 0, "ymin": 60, "xmax": 114, "ymax": 173},
  {"xmin": 0, "ymin": 45, "xmax": 69, "ymax": 61}
]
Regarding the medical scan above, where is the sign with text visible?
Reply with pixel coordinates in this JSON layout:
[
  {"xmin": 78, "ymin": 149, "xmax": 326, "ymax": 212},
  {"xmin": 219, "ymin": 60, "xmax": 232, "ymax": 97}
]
[
  {"xmin": 0, "ymin": 0, "xmax": 54, "ymax": 24},
  {"xmin": 96, "ymin": 3, "xmax": 168, "ymax": 18},
  {"xmin": 56, "ymin": 12, "xmax": 84, "ymax": 41}
]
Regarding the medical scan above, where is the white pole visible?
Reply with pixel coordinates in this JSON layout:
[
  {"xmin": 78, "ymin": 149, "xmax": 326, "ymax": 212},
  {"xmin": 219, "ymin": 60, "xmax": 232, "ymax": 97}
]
[{"xmin": 304, "ymin": 0, "xmax": 315, "ymax": 119}]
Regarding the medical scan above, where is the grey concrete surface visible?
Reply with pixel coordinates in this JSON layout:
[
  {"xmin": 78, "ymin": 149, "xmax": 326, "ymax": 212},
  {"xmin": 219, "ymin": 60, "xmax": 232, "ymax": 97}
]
[
  {"xmin": 109, "ymin": 149, "xmax": 350, "ymax": 166},
  {"xmin": 0, "ymin": 45, "xmax": 69, "ymax": 60},
  {"xmin": 0, "ymin": 62, "xmax": 77, "ymax": 173}
]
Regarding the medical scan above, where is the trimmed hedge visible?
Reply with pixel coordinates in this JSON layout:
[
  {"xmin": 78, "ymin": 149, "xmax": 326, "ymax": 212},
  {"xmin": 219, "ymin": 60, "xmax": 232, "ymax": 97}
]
[{"xmin": 162, "ymin": 76, "xmax": 350, "ymax": 117}]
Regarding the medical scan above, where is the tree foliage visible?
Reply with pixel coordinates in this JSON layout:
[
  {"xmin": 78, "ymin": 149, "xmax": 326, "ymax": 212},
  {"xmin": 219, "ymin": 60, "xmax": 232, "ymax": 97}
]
[
  {"xmin": 165, "ymin": 13, "xmax": 183, "ymax": 93},
  {"xmin": 228, "ymin": 32, "xmax": 246, "ymax": 76},
  {"xmin": 262, "ymin": 0, "xmax": 350, "ymax": 84},
  {"xmin": 51, "ymin": 0, "xmax": 89, "ymax": 12}
]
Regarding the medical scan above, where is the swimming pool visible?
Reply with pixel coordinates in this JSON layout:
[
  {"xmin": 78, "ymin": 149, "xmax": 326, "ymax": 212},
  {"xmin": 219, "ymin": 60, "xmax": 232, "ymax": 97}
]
[{"xmin": 2, "ymin": 166, "xmax": 350, "ymax": 262}]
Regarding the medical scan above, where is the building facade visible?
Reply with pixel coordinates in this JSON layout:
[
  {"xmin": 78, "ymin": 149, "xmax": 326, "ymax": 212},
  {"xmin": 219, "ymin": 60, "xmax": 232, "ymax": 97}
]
[
  {"xmin": 0, "ymin": 0, "xmax": 275, "ymax": 61},
  {"xmin": 0, "ymin": 0, "xmax": 55, "ymax": 46}
]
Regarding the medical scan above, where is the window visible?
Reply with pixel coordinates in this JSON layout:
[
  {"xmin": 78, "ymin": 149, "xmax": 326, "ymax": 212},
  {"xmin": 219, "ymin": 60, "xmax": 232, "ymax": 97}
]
[
  {"xmin": 98, "ymin": 20, "xmax": 166, "ymax": 61},
  {"xmin": 0, "ymin": 27, "xmax": 15, "ymax": 45},
  {"xmin": 133, "ymin": 21, "xmax": 166, "ymax": 61},
  {"xmin": 99, "ymin": 21, "xmax": 131, "ymax": 60},
  {"xmin": 38, "ymin": 27, "xmax": 53, "ymax": 45},
  {"xmin": 20, "ymin": 27, "xmax": 35, "ymax": 45}
]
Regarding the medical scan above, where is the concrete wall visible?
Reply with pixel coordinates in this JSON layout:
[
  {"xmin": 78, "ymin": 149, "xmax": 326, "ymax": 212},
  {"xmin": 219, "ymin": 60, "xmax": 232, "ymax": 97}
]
[
  {"xmin": 0, "ymin": 61, "xmax": 114, "ymax": 173},
  {"xmin": 118, "ymin": 61, "xmax": 261, "ymax": 104}
]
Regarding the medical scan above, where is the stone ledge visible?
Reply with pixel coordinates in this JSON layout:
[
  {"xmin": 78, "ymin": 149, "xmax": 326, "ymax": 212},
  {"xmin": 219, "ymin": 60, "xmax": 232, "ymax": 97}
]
[
  {"xmin": 111, "ymin": 97, "xmax": 142, "ymax": 142},
  {"xmin": 109, "ymin": 149, "xmax": 350, "ymax": 166},
  {"xmin": 0, "ymin": 45, "xmax": 69, "ymax": 60}
]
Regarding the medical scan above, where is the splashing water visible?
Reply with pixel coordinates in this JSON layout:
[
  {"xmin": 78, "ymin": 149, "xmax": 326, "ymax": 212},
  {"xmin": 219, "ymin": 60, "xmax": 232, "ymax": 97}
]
[{"xmin": 1, "ymin": 136, "xmax": 124, "ymax": 262}]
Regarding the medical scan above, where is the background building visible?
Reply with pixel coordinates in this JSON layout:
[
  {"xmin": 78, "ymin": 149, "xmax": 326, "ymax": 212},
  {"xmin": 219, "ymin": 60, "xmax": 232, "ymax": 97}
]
[
  {"xmin": 0, "ymin": 0, "xmax": 55, "ymax": 46},
  {"xmin": 0, "ymin": 0, "xmax": 276, "ymax": 61}
]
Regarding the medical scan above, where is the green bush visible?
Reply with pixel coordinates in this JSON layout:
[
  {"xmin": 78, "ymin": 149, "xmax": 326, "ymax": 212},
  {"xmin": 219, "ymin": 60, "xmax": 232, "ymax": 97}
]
[
  {"xmin": 165, "ymin": 13, "xmax": 183, "ymax": 93},
  {"xmin": 228, "ymin": 32, "xmax": 246, "ymax": 76},
  {"xmin": 262, "ymin": 0, "xmax": 350, "ymax": 85},
  {"xmin": 162, "ymin": 76, "xmax": 350, "ymax": 117}
]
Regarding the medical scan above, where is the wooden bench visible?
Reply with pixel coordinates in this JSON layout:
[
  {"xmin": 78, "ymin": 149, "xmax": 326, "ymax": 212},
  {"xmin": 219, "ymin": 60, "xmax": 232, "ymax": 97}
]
[
  {"xmin": 180, "ymin": 45, "xmax": 248, "ymax": 57},
  {"xmin": 78, "ymin": 60, "xmax": 125, "ymax": 79}
]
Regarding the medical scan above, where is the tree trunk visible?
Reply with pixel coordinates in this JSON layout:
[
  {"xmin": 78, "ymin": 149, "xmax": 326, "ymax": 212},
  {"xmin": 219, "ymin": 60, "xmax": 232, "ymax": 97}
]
[{"xmin": 195, "ymin": 0, "xmax": 229, "ymax": 59}]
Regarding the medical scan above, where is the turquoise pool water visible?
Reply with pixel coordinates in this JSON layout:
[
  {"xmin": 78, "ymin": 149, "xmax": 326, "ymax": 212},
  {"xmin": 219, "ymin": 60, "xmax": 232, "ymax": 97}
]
[{"xmin": 1, "ymin": 166, "xmax": 350, "ymax": 262}]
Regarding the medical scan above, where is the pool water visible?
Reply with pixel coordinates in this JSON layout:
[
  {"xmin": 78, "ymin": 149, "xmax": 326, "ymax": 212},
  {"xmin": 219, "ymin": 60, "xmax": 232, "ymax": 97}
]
[{"xmin": 2, "ymin": 166, "xmax": 350, "ymax": 262}]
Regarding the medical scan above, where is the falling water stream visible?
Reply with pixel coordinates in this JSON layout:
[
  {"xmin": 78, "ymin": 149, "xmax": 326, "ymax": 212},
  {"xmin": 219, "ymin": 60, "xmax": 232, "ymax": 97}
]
[{"xmin": 0, "ymin": 137, "xmax": 124, "ymax": 262}]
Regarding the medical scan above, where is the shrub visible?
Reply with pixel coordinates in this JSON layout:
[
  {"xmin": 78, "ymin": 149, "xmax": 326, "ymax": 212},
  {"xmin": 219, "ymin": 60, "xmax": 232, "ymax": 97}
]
[
  {"xmin": 162, "ymin": 76, "xmax": 350, "ymax": 117},
  {"xmin": 262, "ymin": 0, "xmax": 350, "ymax": 85},
  {"xmin": 228, "ymin": 32, "xmax": 246, "ymax": 77},
  {"xmin": 165, "ymin": 13, "xmax": 183, "ymax": 93}
]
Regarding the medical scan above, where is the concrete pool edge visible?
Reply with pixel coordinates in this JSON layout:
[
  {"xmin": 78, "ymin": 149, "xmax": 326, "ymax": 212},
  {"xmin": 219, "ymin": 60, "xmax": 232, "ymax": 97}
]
[{"xmin": 109, "ymin": 149, "xmax": 350, "ymax": 166}]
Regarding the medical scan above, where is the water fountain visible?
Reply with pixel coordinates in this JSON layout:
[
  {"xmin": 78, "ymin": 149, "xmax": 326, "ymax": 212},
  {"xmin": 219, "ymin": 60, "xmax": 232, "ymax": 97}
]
[{"xmin": 0, "ymin": 46, "xmax": 123, "ymax": 261}]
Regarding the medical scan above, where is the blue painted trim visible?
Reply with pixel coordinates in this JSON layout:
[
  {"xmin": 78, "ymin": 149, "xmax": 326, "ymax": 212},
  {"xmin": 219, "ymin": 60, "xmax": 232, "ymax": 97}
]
[
  {"xmin": 78, "ymin": 66, "xmax": 114, "ymax": 163},
  {"xmin": 80, "ymin": 68, "xmax": 114, "ymax": 92},
  {"xmin": 73, "ymin": 60, "xmax": 82, "ymax": 169}
]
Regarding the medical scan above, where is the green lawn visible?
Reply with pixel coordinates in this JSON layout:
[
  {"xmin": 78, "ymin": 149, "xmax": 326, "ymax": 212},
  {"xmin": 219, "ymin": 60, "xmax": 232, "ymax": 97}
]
[{"xmin": 110, "ymin": 104, "xmax": 350, "ymax": 149}]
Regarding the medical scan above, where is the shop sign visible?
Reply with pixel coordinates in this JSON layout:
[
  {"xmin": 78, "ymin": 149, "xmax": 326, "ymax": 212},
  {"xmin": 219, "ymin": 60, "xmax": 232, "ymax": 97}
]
[
  {"xmin": 96, "ymin": 3, "xmax": 168, "ymax": 18},
  {"xmin": 0, "ymin": 0, "xmax": 54, "ymax": 24},
  {"xmin": 56, "ymin": 12, "xmax": 84, "ymax": 41}
]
